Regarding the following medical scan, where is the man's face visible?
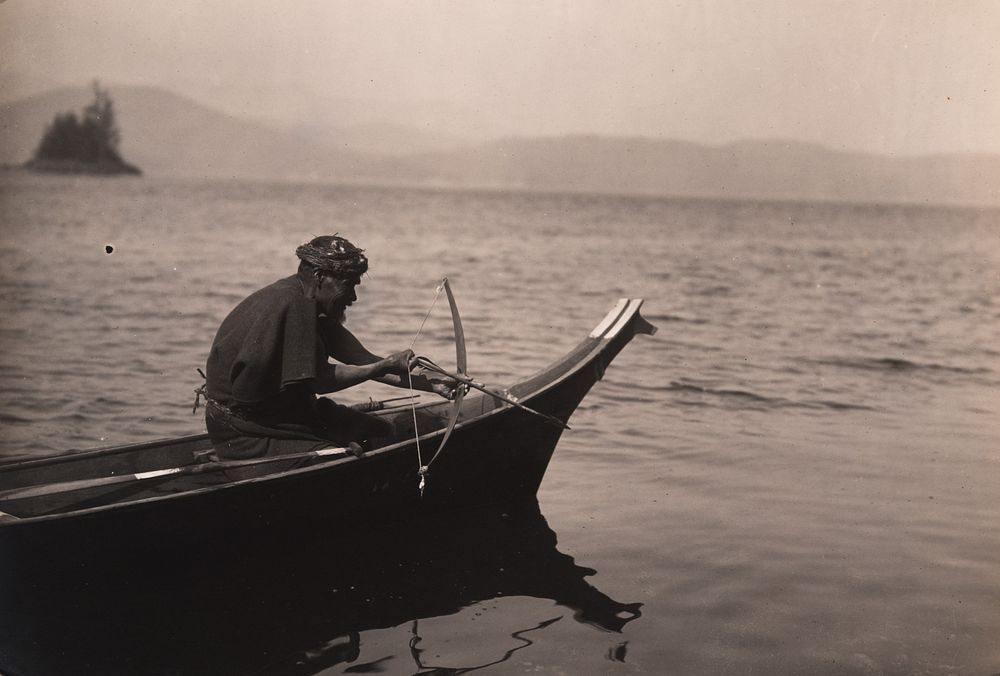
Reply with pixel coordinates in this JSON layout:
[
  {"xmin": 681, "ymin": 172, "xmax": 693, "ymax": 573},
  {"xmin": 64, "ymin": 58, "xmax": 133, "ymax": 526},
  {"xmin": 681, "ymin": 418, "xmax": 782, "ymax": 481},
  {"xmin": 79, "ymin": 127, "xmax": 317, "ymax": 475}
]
[{"xmin": 316, "ymin": 274, "xmax": 360, "ymax": 322}]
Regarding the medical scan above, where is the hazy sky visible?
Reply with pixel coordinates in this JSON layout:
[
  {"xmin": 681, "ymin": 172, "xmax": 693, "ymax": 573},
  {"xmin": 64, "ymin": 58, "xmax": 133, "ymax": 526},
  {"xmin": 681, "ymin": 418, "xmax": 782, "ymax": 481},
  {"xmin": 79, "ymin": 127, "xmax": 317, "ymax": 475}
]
[{"xmin": 2, "ymin": 0, "xmax": 998, "ymax": 155}]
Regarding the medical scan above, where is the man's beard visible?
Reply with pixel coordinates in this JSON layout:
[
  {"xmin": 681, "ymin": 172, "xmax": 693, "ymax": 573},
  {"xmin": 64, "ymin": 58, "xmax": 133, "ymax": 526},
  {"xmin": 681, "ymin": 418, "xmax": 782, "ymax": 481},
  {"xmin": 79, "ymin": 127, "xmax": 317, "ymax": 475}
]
[{"xmin": 320, "ymin": 304, "xmax": 347, "ymax": 324}]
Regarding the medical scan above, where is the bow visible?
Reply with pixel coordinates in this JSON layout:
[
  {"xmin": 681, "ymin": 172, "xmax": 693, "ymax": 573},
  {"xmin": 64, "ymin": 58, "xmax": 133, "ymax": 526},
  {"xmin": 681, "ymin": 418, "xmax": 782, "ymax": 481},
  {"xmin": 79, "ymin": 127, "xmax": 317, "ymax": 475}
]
[
  {"xmin": 433, "ymin": 277, "xmax": 468, "ymax": 458},
  {"xmin": 412, "ymin": 278, "xmax": 568, "ymax": 494},
  {"xmin": 415, "ymin": 277, "xmax": 467, "ymax": 494}
]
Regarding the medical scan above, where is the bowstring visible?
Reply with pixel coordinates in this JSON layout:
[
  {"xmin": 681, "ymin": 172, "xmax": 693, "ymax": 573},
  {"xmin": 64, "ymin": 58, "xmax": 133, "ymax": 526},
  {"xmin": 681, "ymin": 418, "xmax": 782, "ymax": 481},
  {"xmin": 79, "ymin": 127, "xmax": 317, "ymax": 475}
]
[
  {"xmin": 407, "ymin": 280, "xmax": 446, "ymax": 491},
  {"xmin": 408, "ymin": 280, "xmax": 445, "ymax": 351}
]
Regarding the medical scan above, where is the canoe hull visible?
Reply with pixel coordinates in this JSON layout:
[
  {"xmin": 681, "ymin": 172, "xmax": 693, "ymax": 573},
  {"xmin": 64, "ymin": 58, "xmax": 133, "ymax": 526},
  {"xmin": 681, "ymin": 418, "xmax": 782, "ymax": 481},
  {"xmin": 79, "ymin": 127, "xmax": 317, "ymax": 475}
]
[{"xmin": 3, "ymin": 362, "xmax": 573, "ymax": 556}]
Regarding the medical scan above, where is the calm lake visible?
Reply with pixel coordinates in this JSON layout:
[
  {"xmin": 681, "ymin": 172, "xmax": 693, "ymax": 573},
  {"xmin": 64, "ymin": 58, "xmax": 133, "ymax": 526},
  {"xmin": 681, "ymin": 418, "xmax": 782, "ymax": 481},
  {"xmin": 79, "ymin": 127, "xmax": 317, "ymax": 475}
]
[{"xmin": 1, "ymin": 172, "xmax": 998, "ymax": 675}]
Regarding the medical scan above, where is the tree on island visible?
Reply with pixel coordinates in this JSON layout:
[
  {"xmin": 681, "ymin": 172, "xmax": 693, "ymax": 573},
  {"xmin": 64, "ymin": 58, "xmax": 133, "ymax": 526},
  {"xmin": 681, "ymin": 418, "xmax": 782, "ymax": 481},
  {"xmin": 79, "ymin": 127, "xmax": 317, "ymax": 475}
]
[{"xmin": 28, "ymin": 81, "xmax": 141, "ymax": 175}]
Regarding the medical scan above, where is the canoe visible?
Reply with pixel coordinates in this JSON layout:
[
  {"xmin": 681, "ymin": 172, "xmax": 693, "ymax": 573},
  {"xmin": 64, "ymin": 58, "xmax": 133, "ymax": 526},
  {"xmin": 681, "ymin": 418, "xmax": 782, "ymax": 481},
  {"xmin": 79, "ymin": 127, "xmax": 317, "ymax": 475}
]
[{"xmin": 0, "ymin": 298, "xmax": 655, "ymax": 551}]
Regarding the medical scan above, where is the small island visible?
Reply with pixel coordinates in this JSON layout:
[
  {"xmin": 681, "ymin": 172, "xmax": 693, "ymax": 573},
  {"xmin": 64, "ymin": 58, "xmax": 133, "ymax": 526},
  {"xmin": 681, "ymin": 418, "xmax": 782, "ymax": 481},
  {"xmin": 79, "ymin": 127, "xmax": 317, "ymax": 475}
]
[{"xmin": 25, "ymin": 81, "xmax": 141, "ymax": 176}]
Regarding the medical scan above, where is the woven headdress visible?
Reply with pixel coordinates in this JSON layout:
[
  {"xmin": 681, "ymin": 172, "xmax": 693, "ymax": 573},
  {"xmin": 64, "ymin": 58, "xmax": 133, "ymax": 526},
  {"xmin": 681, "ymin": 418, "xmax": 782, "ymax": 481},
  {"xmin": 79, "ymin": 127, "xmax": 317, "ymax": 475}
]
[{"xmin": 295, "ymin": 235, "xmax": 368, "ymax": 278}]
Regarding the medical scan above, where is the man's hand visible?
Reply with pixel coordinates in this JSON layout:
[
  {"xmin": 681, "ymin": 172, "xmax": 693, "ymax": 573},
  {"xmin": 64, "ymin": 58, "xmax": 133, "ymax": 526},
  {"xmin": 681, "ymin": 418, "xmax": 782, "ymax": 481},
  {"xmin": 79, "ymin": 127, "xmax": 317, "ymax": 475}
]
[
  {"xmin": 383, "ymin": 349, "xmax": 417, "ymax": 376},
  {"xmin": 381, "ymin": 353, "xmax": 462, "ymax": 399},
  {"xmin": 430, "ymin": 378, "xmax": 466, "ymax": 400}
]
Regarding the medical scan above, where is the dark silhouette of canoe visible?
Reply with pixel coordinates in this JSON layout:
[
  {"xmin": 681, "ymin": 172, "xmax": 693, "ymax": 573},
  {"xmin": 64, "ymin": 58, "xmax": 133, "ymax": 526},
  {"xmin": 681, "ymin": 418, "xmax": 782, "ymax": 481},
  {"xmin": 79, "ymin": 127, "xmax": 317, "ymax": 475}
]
[
  {"xmin": 0, "ymin": 299, "xmax": 655, "ymax": 550},
  {"xmin": 1, "ymin": 501, "xmax": 642, "ymax": 676}
]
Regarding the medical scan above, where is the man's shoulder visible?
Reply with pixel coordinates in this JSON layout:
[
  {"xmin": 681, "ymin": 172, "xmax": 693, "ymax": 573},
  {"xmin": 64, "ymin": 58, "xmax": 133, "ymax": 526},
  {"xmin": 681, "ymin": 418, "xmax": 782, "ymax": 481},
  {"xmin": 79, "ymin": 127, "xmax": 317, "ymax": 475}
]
[
  {"xmin": 219, "ymin": 276, "xmax": 313, "ymax": 328},
  {"xmin": 239, "ymin": 275, "xmax": 307, "ymax": 308},
  {"xmin": 252, "ymin": 275, "xmax": 301, "ymax": 298}
]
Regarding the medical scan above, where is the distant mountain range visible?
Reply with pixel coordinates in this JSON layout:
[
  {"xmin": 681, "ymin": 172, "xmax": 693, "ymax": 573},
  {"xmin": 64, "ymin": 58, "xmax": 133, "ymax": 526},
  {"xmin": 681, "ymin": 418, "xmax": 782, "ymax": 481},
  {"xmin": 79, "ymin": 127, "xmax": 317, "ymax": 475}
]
[
  {"xmin": 387, "ymin": 136, "xmax": 1000, "ymax": 207},
  {"xmin": 2, "ymin": 84, "xmax": 997, "ymax": 207}
]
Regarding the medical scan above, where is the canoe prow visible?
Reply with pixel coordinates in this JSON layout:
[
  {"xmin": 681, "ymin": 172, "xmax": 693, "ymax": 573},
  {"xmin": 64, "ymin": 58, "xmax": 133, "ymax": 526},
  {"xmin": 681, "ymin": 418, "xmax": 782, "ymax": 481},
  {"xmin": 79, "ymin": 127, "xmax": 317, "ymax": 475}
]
[{"xmin": 589, "ymin": 298, "xmax": 658, "ymax": 340}]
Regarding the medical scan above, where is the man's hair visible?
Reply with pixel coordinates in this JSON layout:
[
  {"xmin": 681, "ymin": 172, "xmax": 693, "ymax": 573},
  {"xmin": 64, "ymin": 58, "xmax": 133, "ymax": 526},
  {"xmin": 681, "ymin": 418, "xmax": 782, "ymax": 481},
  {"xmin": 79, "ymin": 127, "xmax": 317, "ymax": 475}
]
[{"xmin": 295, "ymin": 235, "xmax": 368, "ymax": 279}]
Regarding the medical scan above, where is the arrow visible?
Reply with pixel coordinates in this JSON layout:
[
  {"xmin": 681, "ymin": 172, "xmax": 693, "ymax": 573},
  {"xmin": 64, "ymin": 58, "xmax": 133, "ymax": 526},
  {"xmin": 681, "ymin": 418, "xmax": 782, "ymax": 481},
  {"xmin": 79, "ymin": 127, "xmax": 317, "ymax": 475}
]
[{"xmin": 414, "ymin": 356, "xmax": 570, "ymax": 430}]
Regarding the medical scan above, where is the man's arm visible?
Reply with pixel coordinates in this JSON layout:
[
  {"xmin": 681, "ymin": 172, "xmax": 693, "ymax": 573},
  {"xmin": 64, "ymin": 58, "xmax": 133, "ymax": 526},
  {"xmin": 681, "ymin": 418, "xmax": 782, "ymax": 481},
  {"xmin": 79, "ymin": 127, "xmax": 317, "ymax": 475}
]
[
  {"xmin": 318, "ymin": 319, "xmax": 456, "ymax": 396},
  {"xmin": 311, "ymin": 354, "xmax": 412, "ymax": 394},
  {"xmin": 319, "ymin": 319, "xmax": 407, "ymax": 387}
]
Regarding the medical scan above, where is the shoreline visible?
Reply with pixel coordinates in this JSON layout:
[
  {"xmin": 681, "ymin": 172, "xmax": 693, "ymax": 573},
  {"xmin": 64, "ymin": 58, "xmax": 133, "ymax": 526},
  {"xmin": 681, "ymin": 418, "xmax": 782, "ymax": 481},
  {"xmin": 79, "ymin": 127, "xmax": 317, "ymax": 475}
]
[{"xmin": 19, "ymin": 158, "xmax": 142, "ymax": 176}]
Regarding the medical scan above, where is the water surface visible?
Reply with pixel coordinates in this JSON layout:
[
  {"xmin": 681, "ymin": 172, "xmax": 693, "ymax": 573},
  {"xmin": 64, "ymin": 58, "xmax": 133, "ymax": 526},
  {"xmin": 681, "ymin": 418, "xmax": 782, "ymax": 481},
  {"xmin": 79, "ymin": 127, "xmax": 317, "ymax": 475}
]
[{"xmin": 1, "ymin": 173, "xmax": 998, "ymax": 674}]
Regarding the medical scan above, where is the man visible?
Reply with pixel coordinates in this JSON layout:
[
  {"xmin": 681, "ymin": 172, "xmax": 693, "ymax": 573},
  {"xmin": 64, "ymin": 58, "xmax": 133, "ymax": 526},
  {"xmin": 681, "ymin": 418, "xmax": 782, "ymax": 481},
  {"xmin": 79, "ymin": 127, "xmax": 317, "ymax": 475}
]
[{"xmin": 204, "ymin": 235, "xmax": 453, "ymax": 459}]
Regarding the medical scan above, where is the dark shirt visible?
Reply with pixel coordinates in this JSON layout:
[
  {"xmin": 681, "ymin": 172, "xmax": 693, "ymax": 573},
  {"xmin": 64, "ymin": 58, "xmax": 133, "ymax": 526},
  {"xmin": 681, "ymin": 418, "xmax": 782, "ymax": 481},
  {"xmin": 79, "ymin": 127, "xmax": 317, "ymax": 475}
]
[{"xmin": 205, "ymin": 276, "xmax": 326, "ymax": 425}]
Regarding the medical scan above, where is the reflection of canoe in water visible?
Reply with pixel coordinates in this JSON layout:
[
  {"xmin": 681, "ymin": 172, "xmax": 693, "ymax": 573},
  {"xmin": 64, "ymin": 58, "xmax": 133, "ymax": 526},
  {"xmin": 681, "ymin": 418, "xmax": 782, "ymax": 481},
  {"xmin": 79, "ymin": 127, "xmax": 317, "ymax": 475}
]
[
  {"xmin": 0, "ymin": 299, "xmax": 655, "ymax": 549},
  {"xmin": 1, "ymin": 501, "xmax": 642, "ymax": 676}
]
